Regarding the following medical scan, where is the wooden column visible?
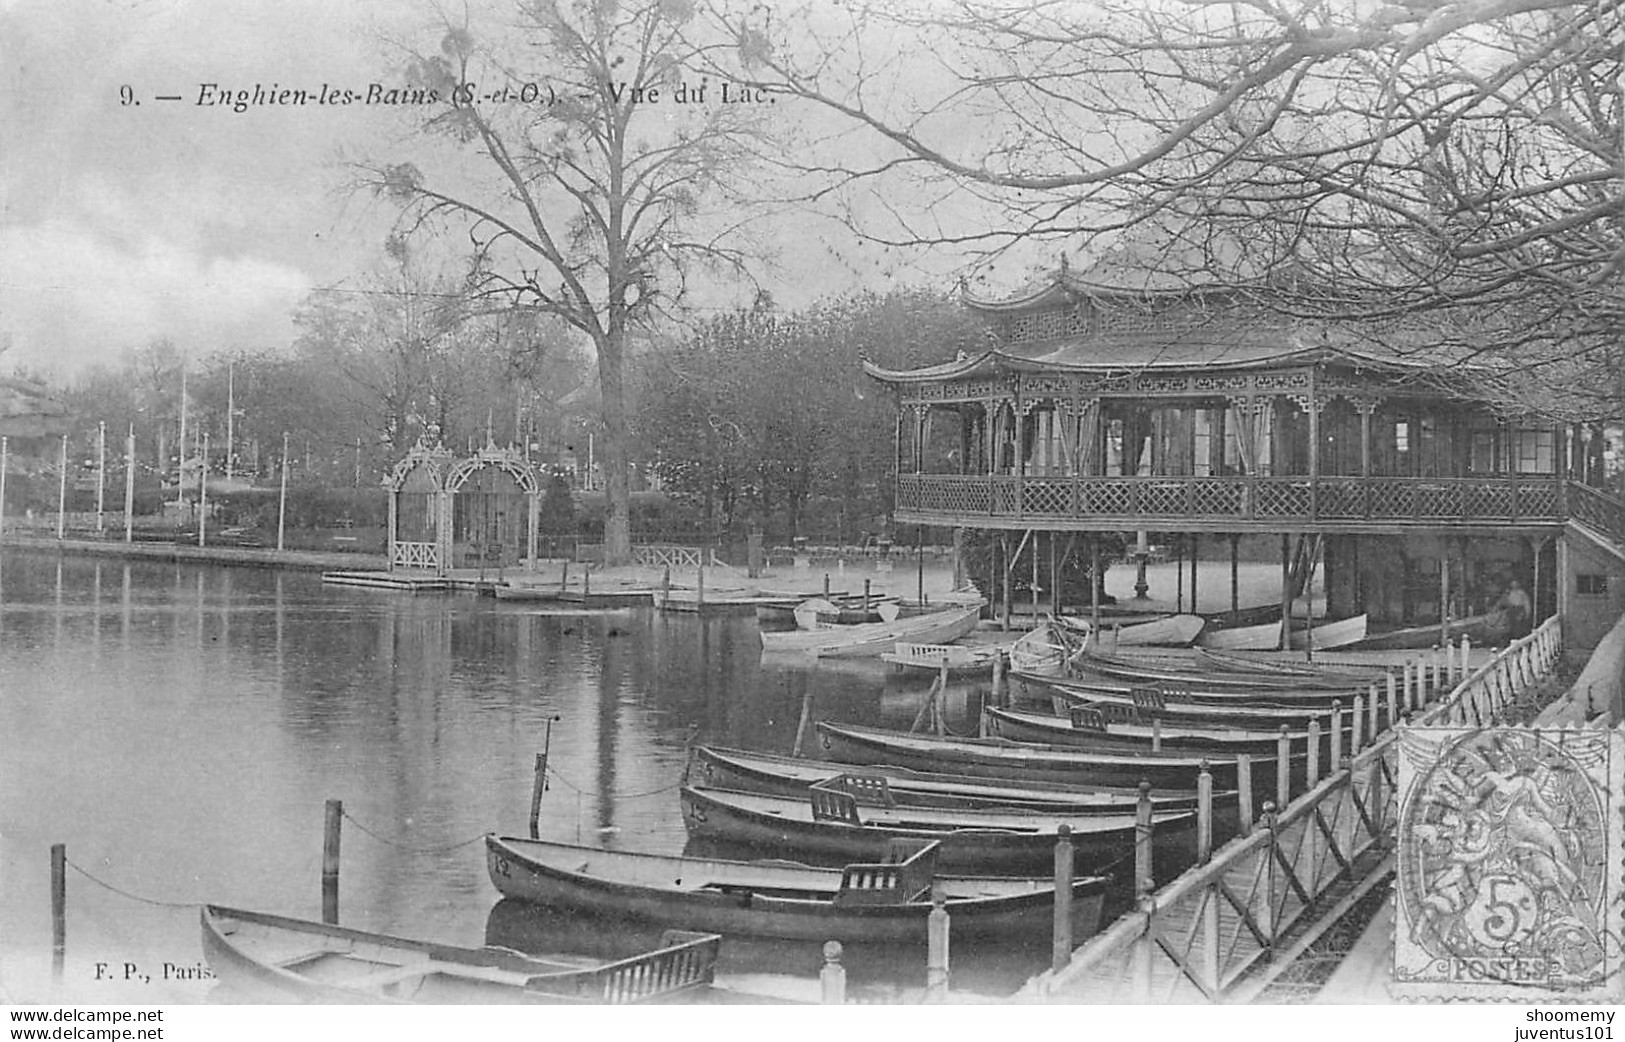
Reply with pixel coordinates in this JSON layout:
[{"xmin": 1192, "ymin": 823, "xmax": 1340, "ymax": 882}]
[
  {"xmin": 1190, "ymin": 533, "xmax": 1199, "ymax": 614},
  {"xmin": 1279, "ymin": 534, "xmax": 1292, "ymax": 651},
  {"xmin": 1230, "ymin": 533, "xmax": 1240, "ymax": 622}
]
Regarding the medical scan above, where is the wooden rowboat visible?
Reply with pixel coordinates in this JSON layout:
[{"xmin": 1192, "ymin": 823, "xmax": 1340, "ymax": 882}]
[
  {"xmin": 679, "ymin": 783, "xmax": 1197, "ymax": 874},
  {"xmin": 1007, "ymin": 624, "xmax": 1072, "ymax": 676},
  {"xmin": 759, "ymin": 605, "xmax": 982, "ymax": 658},
  {"xmin": 879, "ymin": 640, "xmax": 1000, "ymax": 676},
  {"xmin": 1033, "ymin": 679, "xmax": 1341, "ymax": 729},
  {"xmin": 1024, "ymin": 670, "xmax": 1358, "ymax": 710},
  {"xmin": 815, "ymin": 721, "xmax": 1289, "ymax": 790},
  {"xmin": 1344, "ymin": 610, "xmax": 1506, "ymax": 651},
  {"xmin": 484, "ymin": 835, "xmax": 1108, "ymax": 944},
  {"xmin": 1062, "ymin": 614, "xmax": 1206, "ymax": 647},
  {"xmin": 981, "ymin": 706, "xmax": 1317, "ymax": 758},
  {"xmin": 1199, "ymin": 618, "xmax": 1286, "ymax": 651},
  {"xmin": 1064, "ymin": 650, "xmax": 1369, "ymax": 693},
  {"xmin": 1196, "ymin": 648, "xmax": 1389, "ymax": 682},
  {"xmin": 199, "ymin": 904, "xmax": 719, "ymax": 1004},
  {"xmin": 686, "ymin": 745, "xmax": 1208, "ymax": 813},
  {"xmin": 1286, "ymin": 614, "xmax": 1369, "ymax": 651}
]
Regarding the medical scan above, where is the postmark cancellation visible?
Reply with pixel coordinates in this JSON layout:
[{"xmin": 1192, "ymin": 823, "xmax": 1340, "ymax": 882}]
[{"xmin": 1394, "ymin": 726, "xmax": 1623, "ymax": 1001}]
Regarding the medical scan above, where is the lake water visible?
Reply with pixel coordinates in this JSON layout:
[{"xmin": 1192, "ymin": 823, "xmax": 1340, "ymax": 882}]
[{"xmin": 0, "ymin": 549, "xmax": 1062, "ymax": 1004}]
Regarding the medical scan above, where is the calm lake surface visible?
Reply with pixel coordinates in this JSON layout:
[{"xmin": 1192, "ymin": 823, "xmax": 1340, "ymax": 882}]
[{"xmin": 0, "ymin": 549, "xmax": 1058, "ymax": 1004}]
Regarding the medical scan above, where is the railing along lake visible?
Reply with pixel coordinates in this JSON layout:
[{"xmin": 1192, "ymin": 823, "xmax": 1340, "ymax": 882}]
[{"xmin": 1018, "ymin": 615, "xmax": 1564, "ymax": 1002}]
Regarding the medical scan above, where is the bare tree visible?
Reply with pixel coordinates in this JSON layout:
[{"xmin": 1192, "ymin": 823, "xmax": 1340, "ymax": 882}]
[
  {"xmin": 362, "ymin": 0, "xmax": 769, "ymax": 563},
  {"xmin": 719, "ymin": 0, "xmax": 1622, "ymax": 409}
]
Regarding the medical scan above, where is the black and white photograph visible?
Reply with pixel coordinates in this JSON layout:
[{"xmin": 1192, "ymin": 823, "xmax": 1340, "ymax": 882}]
[{"xmin": 1, "ymin": 0, "xmax": 1621, "ymax": 1033}]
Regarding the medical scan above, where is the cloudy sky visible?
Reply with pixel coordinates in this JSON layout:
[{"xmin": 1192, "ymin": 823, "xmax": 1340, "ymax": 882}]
[{"xmin": 0, "ymin": 0, "xmax": 970, "ymax": 380}]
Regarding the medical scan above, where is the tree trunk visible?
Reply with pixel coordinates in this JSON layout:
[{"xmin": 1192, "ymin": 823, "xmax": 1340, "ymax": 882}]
[{"xmin": 596, "ymin": 331, "xmax": 632, "ymax": 566}]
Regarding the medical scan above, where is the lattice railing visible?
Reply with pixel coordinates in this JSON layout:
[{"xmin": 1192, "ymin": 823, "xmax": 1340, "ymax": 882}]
[
  {"xmin": 631, "ymin": 544, "xmax": 716, "ymax": 569},
  {"xmin": 1021, "ymin": 616, "xmax": 1564, "ymax": 1003},
  {"xmin": 893, "ymin": 474, "xmax": 1569, "ymax": 527},
  {"xmin": 391, "ymin": 540, "xmax": 438, "ymax": 570},
  {"xmin": 1566, "ymin": 482, "xmax": 1625, "ymax": 547}
]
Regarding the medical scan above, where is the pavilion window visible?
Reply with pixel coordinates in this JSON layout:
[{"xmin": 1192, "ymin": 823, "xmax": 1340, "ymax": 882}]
[
  {"xmin": 1515, "ymin": 428, "xmax": 1555, "ymax": 474},
  {"xmin": 1394, "ymin": 420, "xmax": 1410, "ymax": 475},
  {"xmin": 1469, "ymin": 428, "xmax": 1498, "ymax": 474},
  {"xmin": 1193, "ymin": 410, "xmax": 1212, "ymax": 477},
  {"xmin": 1105, "ymin": 417, "xmax": 1126, "ymax": 476}
]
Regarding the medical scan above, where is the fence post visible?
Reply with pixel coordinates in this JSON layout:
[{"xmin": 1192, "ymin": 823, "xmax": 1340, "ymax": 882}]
[
  {"xmin": 51, "ymin": 842, "xmax": 66, "ymax": 982},
  {"xmin": 1459, "ymin": 634, "xmax": 1471, "ymax": 681},
  {"xmin": 1196, "ymin": 762, "xmax": 1214, "ymax": 862},
  {"xmin": 820, "ymin": 941, "xmax": 846, "ymax": 1004},
  {"xmin": 1135, "ymin": 781, "xmax": 1154, "ymax": 895},
  {"xmin": 1052, "ymin": 825, "xmax": 1074, "ymax": 972},
  {"xmin": 1351, "ymin": 693, "xmax": 1366, "ymax": 756},
  {"xmin": 1134, "ymin": 893, "xmax": 1156, "ymax": 1004},
  {"xmin": 1275, "ymin": 726, "xmax": 1291, "ymax": 808},
  {"xmin": 1305, "ymin": 719, "xmax": 1321, "ymax": 789},
  {"xmin": 1385, "ymin": 673, "xmax": 1399, "ymax": 733},
  {"xmin": 1366, "ymin": 682, "xmax": 1380, "ymax": 746},
  {"xmin": 927, "ymin": 883, "xmax": 950, "ymax": 1002},
  {"xmin": 1261, "ymin": 802, "xmax": 1279, "ymax": 952},
  {"xmin": 1235, "ymin": 753, "xmax": 1254, "ymax": 832},
  {"xmin": 1329, "ymin": 701, "xmax": 1343, "ymax": 774},
  {"xmin": 322, "ymin": 799, "xmax": 342, "ymax": 925}
]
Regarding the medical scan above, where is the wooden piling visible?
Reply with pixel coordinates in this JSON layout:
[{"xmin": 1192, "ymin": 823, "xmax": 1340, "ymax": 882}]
[
  {"xmin": 696, "ymin": 566, "xmax": 705, "ymax": 606},
  {"xmin": 1385, "ymin": 673, "xmax": 1398, "ymax": 732},
  {"xmin": 1151, "ymin": 716, "xmax": 1162, "ymax": 754},
  {"xmin": 582, "ymin": 567, "xmax": 591, "ymax": 597},
  {"xmin": 927, "ymin": 884, "xmax": 950, "ymax": 1002},
  {"xmin": 1052, "ymin": 824, "xmax": 1074, "ymax": 972},
  {"xmin": 991, "ymin": 651, "xmax": 1007, "ymax": 709},
  {"xmin": 1306, "ymin": 719, "xmax": 1321, "ymax": 787},
  {"xmin": 1329, "ymin": 701, "xmax": 1343, "ymax": 774},
  {"xmin": 1367, "ymin": 682, "xmax": 1380, "ymax": 743},
  {"xmin": 1275, "ymin": 726, "xmax": 1291, "ymax": 808},
  {"xmin": 51, "ymin": 842, "xmax": 65, "ymax": 982},
  {"xmin": 823, "ymin": 573, "xmax": 831, "ymax": 598},
  {"xmin": 560, "ymin": 560, "xmax": 569, "ymax": 594},
  {"xmin": 321, "ymin": 799, "xmax": 342, "ymax": 925},
  {"xmin": 863, "ymin": 579, "xmax": 871, "ymax": 613},
  {"xmin": 1235, "ymin": 753, "xmax": 1254, "ymax": 832},
  {"xmin": 529, "ymin": 753, "xmax": 547, "ymax": 840},
  {"xmin": 660, "ymin": 566, "xmax": 671, "ymax": 607},
  {"xmin": 820, "ymin": 942, "xmax": 846, "ymax": 1004},
  {"xmin": 1459, "ymin": 635, "xmax": 1471, "ymax": 682},
  {"xmin": 1351, "ymin": 693, "xmax": 1366, "ymax": 755},
  {"xmin": 1196, "ymin": 762, "xmax": 1213, "ymax": 862},
  {"xmin": 1134, "ymin": 781, "xmax": 1153, "ymax": 895}
]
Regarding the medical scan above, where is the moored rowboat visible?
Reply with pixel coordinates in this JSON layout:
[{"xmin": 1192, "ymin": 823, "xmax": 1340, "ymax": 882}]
[
  {"xmin": 199, "ymin": 904, "xmax": 720, "ymax": 1004},
  {"xmin": 759, "ymin": 604, "xmax": 982, "ymax": 658},
  {"xmin": 484, "ymin": 835, "xmax": 1108, "ymax": 944},
  {"xmin": 687, "ymin": 745, "xmax": 1210, "ymax": 813},
  {"xmin": 679, "ymin": 784, "xmax": 1197, "ymax": 873}
]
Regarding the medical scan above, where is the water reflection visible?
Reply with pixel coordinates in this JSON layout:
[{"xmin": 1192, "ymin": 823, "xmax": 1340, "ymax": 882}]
[{"xmin": 0, "ymin": 549, "xmax": 1040, "ymax": 1003}]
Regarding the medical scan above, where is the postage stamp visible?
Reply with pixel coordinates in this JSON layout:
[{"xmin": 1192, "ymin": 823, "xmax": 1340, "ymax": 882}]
[{"xmin": 1393, "ymin": 726, "xmax": 1622, "ymax": 1000}]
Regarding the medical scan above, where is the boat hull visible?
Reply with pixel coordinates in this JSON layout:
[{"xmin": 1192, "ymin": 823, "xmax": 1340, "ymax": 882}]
[
  {"xmin": 679, "ymin": 785, "xmax": 1196, "ymax": 874},
  {"xmin": 484, "ymin": 836, "xmax": 1107, "ymax": 944},
  {"xmin": 759, "ymin": 605, "xmax": 982, "ymax": 658}
]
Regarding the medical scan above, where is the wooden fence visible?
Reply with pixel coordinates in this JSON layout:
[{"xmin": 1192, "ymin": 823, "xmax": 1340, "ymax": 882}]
[{"xmin": 1019, "ymin": 615, "xmax": 1563, "ymax": 1002}]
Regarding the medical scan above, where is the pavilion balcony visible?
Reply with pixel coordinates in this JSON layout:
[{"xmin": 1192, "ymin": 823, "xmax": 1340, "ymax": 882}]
[{"xmin": 893, "ymin": 473, "xmax": 1570, "ymax": 532}]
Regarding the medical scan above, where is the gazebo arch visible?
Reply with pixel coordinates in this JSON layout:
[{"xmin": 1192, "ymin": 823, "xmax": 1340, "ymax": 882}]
[
  {"xmin": 386, "ymin": 432, "xmax": 455, "ymax": 574},
  {"xmin": 443, "ymin": 439, "xmax": 542, "ymax": 572}
]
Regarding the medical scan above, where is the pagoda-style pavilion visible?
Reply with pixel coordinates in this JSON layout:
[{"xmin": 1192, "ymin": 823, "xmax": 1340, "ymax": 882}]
[
  {"xmin": 386, "ymin": 431, "xmax": 542, "ymax": 576},
  {"xmin": 866, "ymin": 266, "xmax": 1625, "ymax": 650}
]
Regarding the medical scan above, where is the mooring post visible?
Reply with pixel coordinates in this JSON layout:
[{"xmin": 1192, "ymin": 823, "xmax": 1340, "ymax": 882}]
[
  {"xmin": 1235, "ymin": 753, "xmax": 1254, "ymax": 832},
  {"xmin": 696, "ymin": 566, "xmax": 705, "ymax": 607},
  {"xmin": 560, "ymin": 560, "xmax": 569, "ymax": 594},
  {"xmin": 1133, "ymin": 893, "xmax": 1155, "ymax": 1004},
  {"xmin": 991, "ymin": 651, "xmax": 1007, "ymax": 708},
  {"xmin": 1385, "ymin": 673, "xmax": 1399, "ymax": 732},
  {"xmin": 51, "ymin": 842, "xmax": 66, "ymax": 982},
  {"xmin": 529, "ymin": 716, "xmax": 559, "ymax": 840},
  {"xmin": 582, "ymin": 566, "xmax": 591, "ymax": 597},
  {"xmin": 1275, "ymin": 726, "xmax": 1291, "ymax": 808},
  {"xmin": 1052, "ymin": 824, "xmax": 1074, "ymax": 972},
  {"xmin": 321, "ymin": 799, "xmax": 342, "ymax": 925},
  {"xmin": 1151, "ymin": 715, "xmax": 1162, "ymax": 754},
  {"xmin": 1351, "ymin": 693, "xmax": 1366, "ymax": 755},
  {"xmin": 660, "ymin": 565, "xmax": 671, "ymax": 608},
  {"xmin": 820, "ymin": 941, "xmax": 846, "ymax": 1005},
  {"xmin": 1134, "ymin": 780, "xmax": 1154, "ymax": 895},
  {"xmin": 1306, "ymin": 719, "xmax": 1321, "ymax": 788},
  {"xmin": 823, "ymin": 573, "xmax": 830, "ymax": 598},
  {"xmin": 1459, "ymin": 635, "xmax": 1471, "ymax": 681},
  {"xmin": 863, "ymin": 578, "xmax": 872, "ymax": 613},
  {"xmin": 1329, "ymin": 701, "xmax": 1343, "ymax": 774},
  {"xmin": 1196, "ymin": 762, "xmax": 1213, "ymax": 863},
  {"xmin": 1366, "ymin": 682, "xmax": 1380, "ymax": 744},
  {"xmin": 927, "ymin": 883, "xmax": 950, "ymax": 1003}
]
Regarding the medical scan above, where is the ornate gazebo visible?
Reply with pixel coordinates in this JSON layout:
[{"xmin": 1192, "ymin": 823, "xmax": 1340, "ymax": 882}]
[{"xmin": 386, "ymin": 431, "xmax": 542, "ymax": 575}]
